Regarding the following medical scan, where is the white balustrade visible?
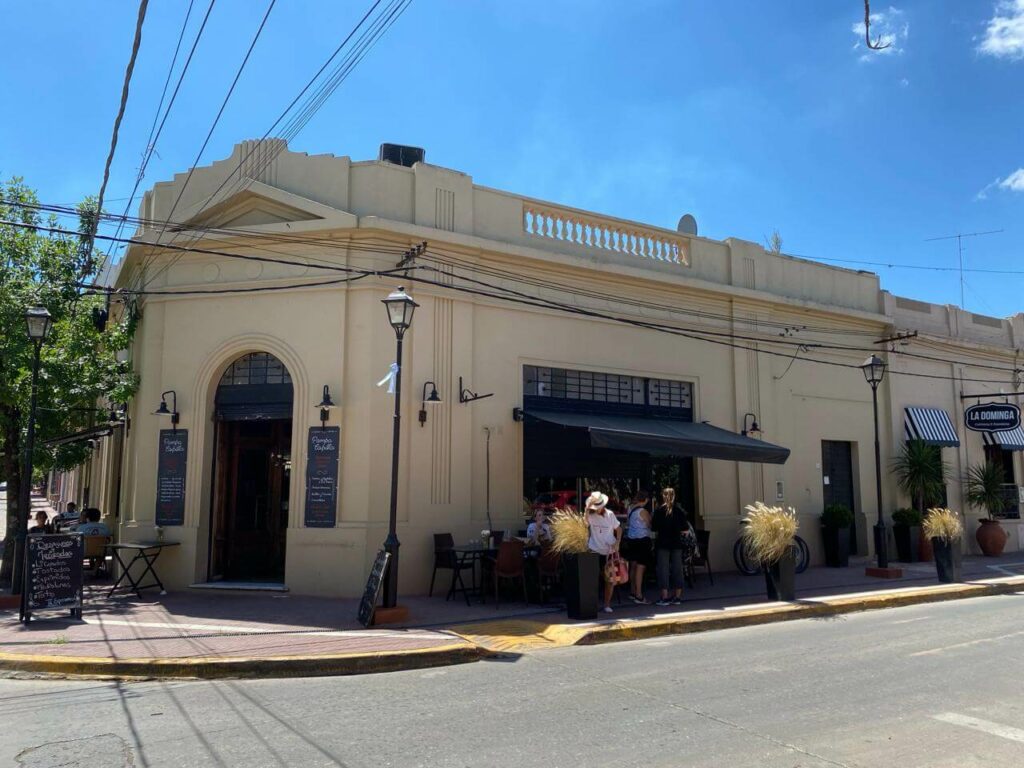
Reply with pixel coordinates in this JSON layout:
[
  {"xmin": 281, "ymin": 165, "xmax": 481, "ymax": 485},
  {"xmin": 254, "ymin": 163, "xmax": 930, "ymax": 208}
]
[{"xmin": 523, "ymin": 203, "xmax": 689, "ymax": 266}]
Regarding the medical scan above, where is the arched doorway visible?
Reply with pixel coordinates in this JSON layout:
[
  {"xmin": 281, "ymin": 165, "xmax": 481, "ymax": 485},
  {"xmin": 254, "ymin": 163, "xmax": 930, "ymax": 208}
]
[{"xmin": 209, "ymin": 352, "xmax": 293, "ymax": 582}]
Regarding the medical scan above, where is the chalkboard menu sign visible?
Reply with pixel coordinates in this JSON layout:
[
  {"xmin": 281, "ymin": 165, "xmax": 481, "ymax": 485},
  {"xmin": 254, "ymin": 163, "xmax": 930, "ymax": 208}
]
[
  {"xmin": 358, "ymin": 550, "xmax": 391, "ymax": 627},
  {"xmin": 304, "ymin": 426, "xmax": 340, "ymax": 528},
  {"xmin": 156, "ymin": 429, "xmax": 188, "ymax": 526},
  {"xmin": 23, "ymin": 534, "xmax": 84, "ymax": 623}
]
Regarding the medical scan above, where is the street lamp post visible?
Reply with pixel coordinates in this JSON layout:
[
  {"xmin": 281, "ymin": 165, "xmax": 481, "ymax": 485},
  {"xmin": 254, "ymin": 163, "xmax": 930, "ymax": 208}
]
[
  {"xmin": 380, "ymin": 287, "xmax": 418, "ymax": 609},
  {"xmin": 12, "ymin": 306, "xmax": 53, "ymax": 596},
  {"xmin": 860, "ymin": 353, "xmax": 888, "ymax": 569}
]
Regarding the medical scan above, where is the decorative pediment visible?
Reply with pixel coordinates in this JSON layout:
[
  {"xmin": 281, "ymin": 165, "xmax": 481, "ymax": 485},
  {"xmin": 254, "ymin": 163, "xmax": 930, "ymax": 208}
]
[{"xmin": 179, "ymin": 181, "xmax": 356, "ymax": 233}]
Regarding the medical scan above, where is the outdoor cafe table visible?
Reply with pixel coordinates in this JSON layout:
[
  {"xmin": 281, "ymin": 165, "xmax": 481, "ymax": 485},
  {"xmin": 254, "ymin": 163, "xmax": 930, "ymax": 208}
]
[
  {"xmin": 106, "ymin": 541, "xmax": 181, "ymax": 598},
  {"xmin": 452, "ymin": 541, "xmax": 542, "ymax": 603}
]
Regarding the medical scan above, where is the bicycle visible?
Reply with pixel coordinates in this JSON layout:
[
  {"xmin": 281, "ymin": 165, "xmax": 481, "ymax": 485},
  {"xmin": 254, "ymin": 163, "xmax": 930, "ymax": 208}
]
[{"xmin": 733, "ymin": 534, "xmax": 810, "ymax": 575}]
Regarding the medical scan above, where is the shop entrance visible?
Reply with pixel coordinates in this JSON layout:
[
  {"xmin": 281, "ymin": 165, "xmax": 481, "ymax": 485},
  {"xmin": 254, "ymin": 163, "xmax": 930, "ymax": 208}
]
[{"xmin": 209, "ymin": 353, "xmax": 294, "ymax": 583}]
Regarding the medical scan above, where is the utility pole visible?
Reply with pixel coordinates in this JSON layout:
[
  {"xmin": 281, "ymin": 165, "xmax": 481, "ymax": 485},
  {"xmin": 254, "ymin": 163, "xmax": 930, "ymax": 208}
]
[{"xmin": 925, "ymin": 230, "xmax": 1002, "ymax": 310}]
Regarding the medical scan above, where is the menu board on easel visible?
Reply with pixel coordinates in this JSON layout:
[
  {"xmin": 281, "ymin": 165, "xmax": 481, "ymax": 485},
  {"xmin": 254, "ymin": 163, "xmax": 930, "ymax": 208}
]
[
  {"xmin": 23, "ymin": 533, "xmax": 84, "ymax": 624},
  {"xmin": 156, "ymin": 429, "xmax": 188, "ymax": 526},
  {"xmin": 304, "ymin": 426, "xmax": 340, "ymax": 528}
]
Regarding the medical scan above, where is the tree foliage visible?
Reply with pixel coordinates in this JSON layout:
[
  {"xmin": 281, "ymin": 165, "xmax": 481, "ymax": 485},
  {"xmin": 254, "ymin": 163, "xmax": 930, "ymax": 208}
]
[{"xmin": 0, "ymin": 178, "xmax": 139, "ymax": 584}]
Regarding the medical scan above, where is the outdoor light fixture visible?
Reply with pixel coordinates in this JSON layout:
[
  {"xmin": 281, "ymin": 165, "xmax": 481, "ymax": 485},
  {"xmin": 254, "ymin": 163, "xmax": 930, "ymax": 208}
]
[
  {"xmin": 458, "ymin": 376, "xmax": 494, "ymax": 404},
  {"xmin": 153, "ymin": 390, "xmax": 180, "ymax": 430},
  {"xmin": 316, "ymin": 385, "xmax": 335, "ymax": 429},
  {"xmin": 741, "ymin": 412, "xmax": 761, "ymax": 437},
  {"xmin": 12, "ymin": 306, "xmax": 53, "ymax": 601},
  {"xmin": 382, "ymin": 285, "xmax": 418, "ymax": 337},
  {"xmin": 25, "ymin": 305, "xmax": 53, "ymax": 342},
  {"xmin": 512, "ymin": 407, "xmax": 525, "ymax": 423},
  {"xmin": 418, "ymin": 381, "xmax": 442, "ymax": 427},
  {"xmin": 859, "ymin": 354, "xmax": 889, "ymax": 571}
]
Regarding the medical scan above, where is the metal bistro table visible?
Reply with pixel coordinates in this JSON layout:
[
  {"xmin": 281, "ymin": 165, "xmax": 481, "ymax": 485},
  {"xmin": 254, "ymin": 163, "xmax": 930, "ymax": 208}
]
[
  {"xmin": 452, "ymin": 541, "xmax": 542, "ymax": 604},
  {"xmin": 107, "ymin": 541, "xmax": 181, "ymax": 598}
]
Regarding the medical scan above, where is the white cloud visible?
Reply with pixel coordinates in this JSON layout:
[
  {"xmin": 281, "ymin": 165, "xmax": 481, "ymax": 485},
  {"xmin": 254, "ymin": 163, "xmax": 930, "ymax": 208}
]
[
  {"xmin": 899, "ymin": 77, "xmax": 910, "ymax": 87},
  {"xmin": 976, "ymin": 168, "xmax": 1024, "ymax": 199},
  {"xmin": 852, "ymin": 6, "xmax": 909, "ymax": 62},
  {"xmin": 979, "ymin": 0, "xmax": 1024, "ymax": 60}
]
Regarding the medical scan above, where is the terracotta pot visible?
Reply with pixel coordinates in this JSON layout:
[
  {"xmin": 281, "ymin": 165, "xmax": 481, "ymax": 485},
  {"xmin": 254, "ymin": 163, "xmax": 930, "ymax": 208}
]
[
  {"xmin": 918, "ymin": 533, "xmax": 933, "ymax": 562},
  {"xmin": 976, "ymin": 519, "xmax": 1008, "ymax": 557}
]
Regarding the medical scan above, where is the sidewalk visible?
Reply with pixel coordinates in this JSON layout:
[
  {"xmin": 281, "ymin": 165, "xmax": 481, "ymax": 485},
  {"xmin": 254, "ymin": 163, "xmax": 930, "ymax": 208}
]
[{"xmin": 1, "ymin": 554, "xmax": 1023, "ymax": 679}]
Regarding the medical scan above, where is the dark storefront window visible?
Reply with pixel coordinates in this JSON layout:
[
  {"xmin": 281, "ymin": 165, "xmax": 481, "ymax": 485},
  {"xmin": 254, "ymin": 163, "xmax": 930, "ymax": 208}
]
[{"xmin": 523, "ymin": 365, "xmax": 692, "ymax": 420}]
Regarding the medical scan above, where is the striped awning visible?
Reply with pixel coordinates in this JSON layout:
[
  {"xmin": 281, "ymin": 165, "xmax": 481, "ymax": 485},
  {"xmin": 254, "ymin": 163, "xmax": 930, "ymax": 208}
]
[
  {"xmin": 904, "ymin": 407, "xmax": 960, "ymax": 447},
  {"xmin": 983, "ymin": 426, "xmax": 1024, "ymax": 451}
]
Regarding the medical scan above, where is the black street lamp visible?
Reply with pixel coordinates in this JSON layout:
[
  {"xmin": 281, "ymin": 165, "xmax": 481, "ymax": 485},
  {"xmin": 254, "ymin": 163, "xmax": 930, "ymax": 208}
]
[
  {"xmin": 12, "ymin": 306, "xmax": 53, "ymax": 596},
  {"xmin": 381, "ymin": 286, "xmax": 418, "ymax": 609},
  {"xmin": 860, "ymin": 353, "xmax": 888, "ymax": 569}
]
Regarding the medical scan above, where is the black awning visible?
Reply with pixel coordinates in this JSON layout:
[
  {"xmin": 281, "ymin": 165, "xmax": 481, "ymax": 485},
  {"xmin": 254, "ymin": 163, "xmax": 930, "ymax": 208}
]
[
  {"xmin": 43, "ymin": 423, "xmax": 117, "ymax": 448},
  {"xmin": 526, "ymin": 410, "xmax": 790, "ymax": 464}
]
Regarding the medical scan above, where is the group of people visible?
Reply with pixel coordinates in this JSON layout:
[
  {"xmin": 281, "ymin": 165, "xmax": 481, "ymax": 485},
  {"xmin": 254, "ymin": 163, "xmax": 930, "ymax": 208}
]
[
  {"xmin": 28, "ymin": 500, "xmax": 111, "ymax": 537},
  {"xmin": 585, "ymin": 487, "xmax": 696, "ymax": 614}
]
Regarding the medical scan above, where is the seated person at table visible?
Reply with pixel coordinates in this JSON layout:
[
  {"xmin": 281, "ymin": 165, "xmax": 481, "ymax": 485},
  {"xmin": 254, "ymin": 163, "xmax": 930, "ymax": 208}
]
[
  {"xmin": 28, "ymin": 510, "xmax": 53, "ymax": 534},
  {"xmin": 526, "ymin": 510, "xmax": 552, "ymax": 544},
  {"xmin": 77, "ymin": 508, "xmax": 111, "ymax": 537}
]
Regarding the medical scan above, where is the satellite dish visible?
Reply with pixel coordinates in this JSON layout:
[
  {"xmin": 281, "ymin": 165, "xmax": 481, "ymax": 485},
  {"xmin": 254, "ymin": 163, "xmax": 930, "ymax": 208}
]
[{"xmin": 677, "ymin": 214, "xmax": 698, "ymax": 236}]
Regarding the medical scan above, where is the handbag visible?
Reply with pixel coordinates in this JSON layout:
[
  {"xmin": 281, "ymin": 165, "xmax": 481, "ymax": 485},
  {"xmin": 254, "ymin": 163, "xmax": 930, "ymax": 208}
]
[{"xmin": 604, "ymin": 552, "xmax": 629, "ymax": 585}]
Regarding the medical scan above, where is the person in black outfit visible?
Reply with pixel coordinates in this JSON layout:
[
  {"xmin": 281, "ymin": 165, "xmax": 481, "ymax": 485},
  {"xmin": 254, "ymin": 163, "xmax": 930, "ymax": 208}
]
[{"xmin": 651, "ymin": 487, "xmax": 687, "ymax": 606}]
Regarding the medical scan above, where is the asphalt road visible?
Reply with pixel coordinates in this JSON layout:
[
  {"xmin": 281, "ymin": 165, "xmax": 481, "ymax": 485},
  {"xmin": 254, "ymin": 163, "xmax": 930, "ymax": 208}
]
[{"xmin": 3, "ymin": 594, "xmax": 1024, "ymax": 768}]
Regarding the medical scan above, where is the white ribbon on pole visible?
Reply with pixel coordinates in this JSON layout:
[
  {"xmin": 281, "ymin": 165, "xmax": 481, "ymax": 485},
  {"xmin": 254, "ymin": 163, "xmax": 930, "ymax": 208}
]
[{"xmin": 376, "ymin": 363, "xmax": 400, "ymax": 395}]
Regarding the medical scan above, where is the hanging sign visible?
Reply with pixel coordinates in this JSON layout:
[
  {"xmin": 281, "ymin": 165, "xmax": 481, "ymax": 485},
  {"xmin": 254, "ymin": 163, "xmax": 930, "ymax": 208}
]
[
  {"xmin": 304, "ymin": 426, "xmax": 340, "ymax": 528},
  {"xmin": 965, "ymin": 403, "xmax": 1021, "ymax": 433},
  {"xmin": 23, "ymin": 533, "xmax": 84, "ymax": 624},
  {"xmin": 156, "ymin": 429, "xmax": 188, "ymax": 526}
]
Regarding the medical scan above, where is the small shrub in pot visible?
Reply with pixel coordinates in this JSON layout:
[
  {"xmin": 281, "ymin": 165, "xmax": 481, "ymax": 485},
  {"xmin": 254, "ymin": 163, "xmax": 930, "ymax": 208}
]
[
  {"xmin": 892, "ymin": 507, "xmax": 923, "ymax": 563},
  {"xmin": 820, "ymin": 503, "xmax": 854, "ymax": 568}
]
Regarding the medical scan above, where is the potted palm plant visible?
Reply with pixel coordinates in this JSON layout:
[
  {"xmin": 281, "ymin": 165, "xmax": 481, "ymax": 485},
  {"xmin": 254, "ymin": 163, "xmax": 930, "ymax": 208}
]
[
  {"xmin": 965, "ymin": 461, "xmax": 1009, "ymax": 556},
  {"xmin": 892, "ymin": 508, "xmax": 923, "ymax": 563},
  {"xmin": 820, "ymin": 503, "xmax": 854, "ymax": 567},
  {"xmin": 549, "ymin": 508, "xmax": 597, "ymax": 619},
  {"xmin": 923, "ymin": 508, "xmax": 963, "ymax": 582},
  {"xmin": 742, "ymin": 502, "xmax": 799, "ymax": 600},
  {"xmin": 891, "ymin": 439, "xmax": 947, "ymax": 563}
]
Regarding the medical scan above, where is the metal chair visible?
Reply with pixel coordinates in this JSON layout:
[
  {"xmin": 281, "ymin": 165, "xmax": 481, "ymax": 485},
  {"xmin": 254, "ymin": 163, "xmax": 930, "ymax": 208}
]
[
  {"xmin": 687, "ymin": 529, "xmax": 714, "ymax": 586},
  {"xmin": 429, "ymin": 533, "xmax": 473, "ymax": 606},
  {"xmin": 485, "ymin": 539, "xmax": 527, "ymax": 609},
  {"xmin": 537, "ymin": 545, "xmax": 562, "ymax": 604}
]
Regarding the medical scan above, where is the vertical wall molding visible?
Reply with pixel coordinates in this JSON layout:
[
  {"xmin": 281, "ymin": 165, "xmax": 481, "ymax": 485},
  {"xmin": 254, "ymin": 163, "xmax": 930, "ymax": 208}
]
[
  {"xmin": 431, "ymin": 294, "xmax": 454, "ymax": 504},
  {"xmin": 435, "ymin": 188, "xmax": 455, "ymax": 232}
]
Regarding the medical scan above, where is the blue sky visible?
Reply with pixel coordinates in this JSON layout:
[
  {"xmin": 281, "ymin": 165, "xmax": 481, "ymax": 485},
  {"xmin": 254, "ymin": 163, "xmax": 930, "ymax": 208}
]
[{"xmin": 2, "ymin": 1, "xmax": 1022, "ymax": 316}]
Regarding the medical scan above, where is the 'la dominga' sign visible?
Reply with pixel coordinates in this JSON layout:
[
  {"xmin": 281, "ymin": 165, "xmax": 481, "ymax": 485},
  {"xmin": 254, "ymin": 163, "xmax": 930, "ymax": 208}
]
[{"xmin": 965, "ymin": 403, "xmax": 1021, "ymax": 433}]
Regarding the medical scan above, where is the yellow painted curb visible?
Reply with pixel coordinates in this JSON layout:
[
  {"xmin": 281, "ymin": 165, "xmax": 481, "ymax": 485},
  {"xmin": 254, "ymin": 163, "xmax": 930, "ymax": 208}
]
[{"xmin": 0, "ymin": 640, "xmax": 486, "ymax": 681}]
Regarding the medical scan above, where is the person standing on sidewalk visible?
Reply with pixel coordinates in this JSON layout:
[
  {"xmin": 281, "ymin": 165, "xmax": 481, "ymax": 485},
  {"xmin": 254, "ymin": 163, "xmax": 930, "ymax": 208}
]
[
  {"xmin": 586, "ymin": 491, "xmax": 622, "ymax": 614},
  {"xmin": 622, "ymin": 489, "xmax": 653, "ymax": 604},
  {"xmin": 652, "ymin": 487, "xmax": 686, "ymax": 606}
]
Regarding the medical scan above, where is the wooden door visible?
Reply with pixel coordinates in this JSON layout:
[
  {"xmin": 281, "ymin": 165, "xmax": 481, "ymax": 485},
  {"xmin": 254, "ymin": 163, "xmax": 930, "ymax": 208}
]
[{"xmin": 822, "ymin": 440, "xmax": 857, "ymax": 552}]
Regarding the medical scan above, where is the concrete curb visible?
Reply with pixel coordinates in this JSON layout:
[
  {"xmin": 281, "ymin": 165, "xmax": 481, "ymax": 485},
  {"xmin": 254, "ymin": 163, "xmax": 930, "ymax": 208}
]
[
  {"xmin": 0, "ymin": 641, "xmax": 487, "ymax": 681},
  {"xmin": 574, "ymin": 577, "xmax": 1024, "ymax": 646}
]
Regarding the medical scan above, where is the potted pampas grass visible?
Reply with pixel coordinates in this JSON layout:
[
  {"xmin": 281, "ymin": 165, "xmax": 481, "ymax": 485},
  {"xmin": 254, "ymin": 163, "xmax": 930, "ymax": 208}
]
[
  {"xmin": 550, "ymin": 508, "xmax": 597, "ymax": 619},
  {"xmin": 924, "ymin": 508, "xmax": 963, "ymax": 583},
  {"xmin": 742, "ymin": 502, "xmax": 799, "ymax": 601}
]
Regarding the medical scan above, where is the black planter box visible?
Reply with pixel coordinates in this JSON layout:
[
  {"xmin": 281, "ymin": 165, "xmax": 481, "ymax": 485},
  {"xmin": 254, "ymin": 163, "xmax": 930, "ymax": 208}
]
[
  {"xmin": 932, "ymin": 538, "xmax": 963, "ymax": 583},
  {"xmin": 564, "ymin": 552, "xmax": 599, "ymax": 620},
  {"xmin": 765, "ymin": 547, "xmax": 796, "ymax": 601},
  {"xmin": 822, "ymin": 526, "xmax": 851, "ymax": 568},
  {"xmin": 893, "ymin": 524, "xmax": 921, "ymax": 563}
]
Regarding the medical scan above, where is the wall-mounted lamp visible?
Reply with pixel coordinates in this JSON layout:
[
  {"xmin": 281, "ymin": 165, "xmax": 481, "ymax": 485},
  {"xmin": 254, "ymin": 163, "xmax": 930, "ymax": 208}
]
[
  {"xmin": 418, "ymin": 381, "xmax": 442, "ymax": 426},
  {"xmin": 153, "ymin": 390, "xmax": 180, "ymax": 431},
  {"xmin": 512, "ymin": 407, "xmax": 525, "ymax": 423},
  {"xmin": 458, "ymin": 376, "xmax": 494, "ymax": 404},
  {"xmin": 741, "ymin": 412, "xmax": 760, "ymax": 437},
  {"xmin": 315, "ymin": 385, "xmax": 335, "ymax": 429}
]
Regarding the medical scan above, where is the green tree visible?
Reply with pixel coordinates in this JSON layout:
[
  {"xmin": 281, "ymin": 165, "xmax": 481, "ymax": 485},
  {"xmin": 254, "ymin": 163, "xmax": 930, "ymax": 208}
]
[
  {"xmin": 891, "ymin": 439, "xmax": 947, "ymax": 513},
  {"xmin": 0, "ymin": 179, "xmax": 138, "ymax": 586}
]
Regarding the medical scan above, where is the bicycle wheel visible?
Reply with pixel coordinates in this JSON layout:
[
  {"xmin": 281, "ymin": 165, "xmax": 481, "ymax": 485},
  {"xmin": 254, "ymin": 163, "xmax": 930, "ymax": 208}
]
[
  {"xmin": 732, "ymin": 537, "xmax": 761, "ymax": 575},
  {"xmin": 794, "ymin": 535, "xmax": 810, "ymax": 574}
]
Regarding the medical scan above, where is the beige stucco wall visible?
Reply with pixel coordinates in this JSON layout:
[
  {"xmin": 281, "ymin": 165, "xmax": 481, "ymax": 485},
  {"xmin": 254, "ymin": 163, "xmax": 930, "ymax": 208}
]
[{"xmin": 78, "ymin": 142, "xmax": 1023, "ymax": 598}]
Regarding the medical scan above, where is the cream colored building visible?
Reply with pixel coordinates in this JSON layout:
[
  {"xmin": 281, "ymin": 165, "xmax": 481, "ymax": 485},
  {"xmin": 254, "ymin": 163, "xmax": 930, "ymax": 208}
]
[{"xmin": 58, "ymin": 140, "xmax": 1024, "ymax": 597}]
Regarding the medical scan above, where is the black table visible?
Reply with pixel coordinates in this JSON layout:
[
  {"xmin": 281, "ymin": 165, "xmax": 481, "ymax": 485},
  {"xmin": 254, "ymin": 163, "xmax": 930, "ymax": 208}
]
[
  {"xmin": 452, "ymin": 542, "xmax": 542, "ymax": 603},
  {"xmin": 107, "ymin": 542, "xmax": 181, "ymax": 598}
]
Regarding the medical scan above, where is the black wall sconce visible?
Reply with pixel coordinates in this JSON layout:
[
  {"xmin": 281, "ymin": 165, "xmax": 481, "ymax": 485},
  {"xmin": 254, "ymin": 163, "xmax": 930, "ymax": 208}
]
[
  {"xmin": 153, "ymin": 390, "xmax": 180, "ymax": 431},
  {"xmin": 458, "ymin": 376, "xmax": 493, "ymax": 404},
  {"xmin": 418, "ymin": 381, "xmax": 442, "ymax": 426},
  {"xmin": 512, "ymin": 407, "xmax": 525, "ymax": 422},
  {"xmin": 741, "ymin": 412, "xmax": 761, "ymax": 437},
  {"xmin": 316, "ymin": 385, "xmax": 335, "ymax": 429}
]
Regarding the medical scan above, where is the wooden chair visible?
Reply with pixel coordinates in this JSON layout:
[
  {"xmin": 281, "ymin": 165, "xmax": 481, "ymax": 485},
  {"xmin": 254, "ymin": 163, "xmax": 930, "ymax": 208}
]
[
  {"xmin": 687, "ymin": 529, "xmax": 714, "ymax": 586},
  {"xmin": 485, "ymin": 539, "xmax": 526, "ymax": 609},
  {"xmin": 429, "ymin": 533, "xmax": 473, "ymax": 606},
  {"xmin": 84, "ymin": 535, "xmax": 112, "ymax": 577}
]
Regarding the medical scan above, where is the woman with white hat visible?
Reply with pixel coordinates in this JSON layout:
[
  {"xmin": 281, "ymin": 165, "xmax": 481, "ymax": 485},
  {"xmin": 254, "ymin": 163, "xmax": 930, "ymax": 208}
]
[{"xmin": 585, "ymin": 491, "xmax": 622, "ymax": 613}]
